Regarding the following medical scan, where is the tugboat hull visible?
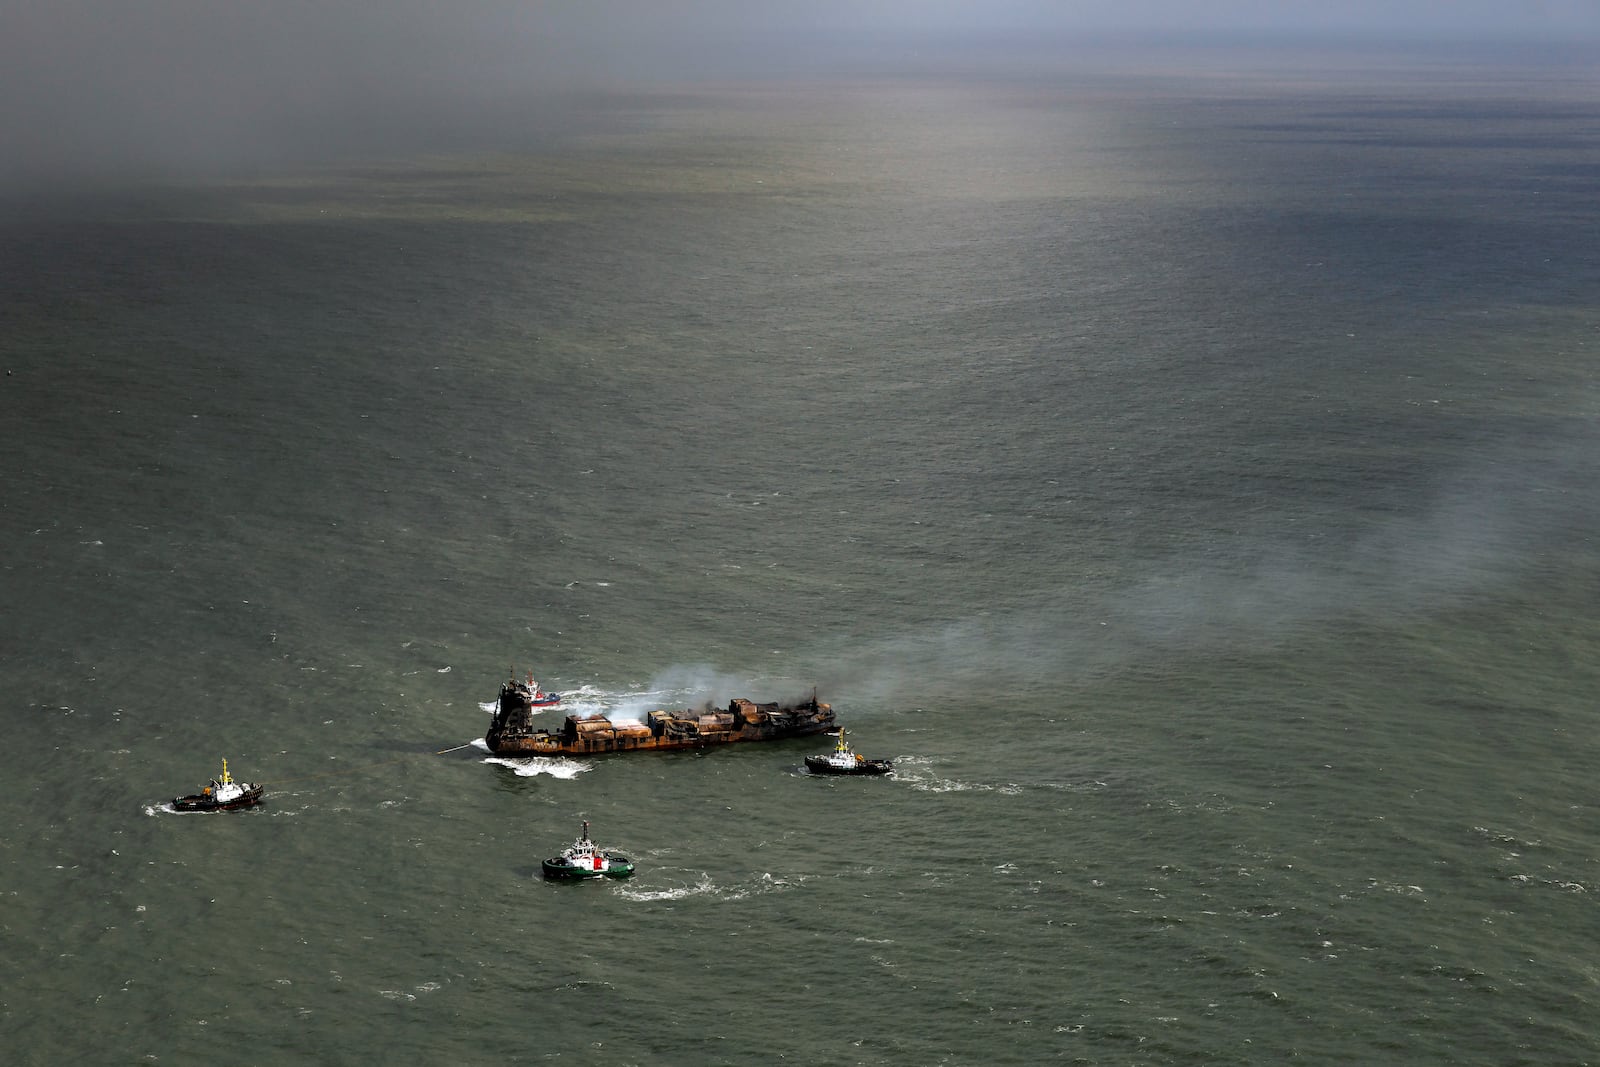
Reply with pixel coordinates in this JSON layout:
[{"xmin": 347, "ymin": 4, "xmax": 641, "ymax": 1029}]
[
  {"xmin": 804, "ymin": 756, "xmax": 892, "ymax": 776},
  {"xmin": 172, "ymin": 783, "xmax": 265, "ymax": 812},
  {"xmin": 542, "ymin": 857, "xmax": 635, "ymax": 880}
]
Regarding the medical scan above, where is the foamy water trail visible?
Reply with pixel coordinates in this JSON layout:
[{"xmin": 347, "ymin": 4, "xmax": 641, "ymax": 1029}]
[
  {"xmin": 615, "ymin": 870, "xmax": 804, "ymax": 903},
  {"xmin": 482, "ymin": 756, "xmax": 590, "ymax": 779}
]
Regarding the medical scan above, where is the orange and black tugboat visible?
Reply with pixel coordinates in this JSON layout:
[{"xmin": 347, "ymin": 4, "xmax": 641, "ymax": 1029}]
[{"xmin": 486, "ymin": 680, "xmax": 836, "ymax": 757}]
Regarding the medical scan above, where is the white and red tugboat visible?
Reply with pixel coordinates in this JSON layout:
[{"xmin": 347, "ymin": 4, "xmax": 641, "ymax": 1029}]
[{"xmin": 542, "ymin": 821, "xmax": 635, "ymax": 880}]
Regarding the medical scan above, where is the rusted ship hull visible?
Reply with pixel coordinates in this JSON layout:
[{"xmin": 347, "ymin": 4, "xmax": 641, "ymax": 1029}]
[{"xmin": 485, "ymin": 682, "xmax": 835, "ymax": 757}]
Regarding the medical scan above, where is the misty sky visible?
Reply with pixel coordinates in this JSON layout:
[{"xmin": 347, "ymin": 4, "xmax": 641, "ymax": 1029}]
[{"xmin": 2, "ymin": 1, "xmax": 1598, "ymax": 186}]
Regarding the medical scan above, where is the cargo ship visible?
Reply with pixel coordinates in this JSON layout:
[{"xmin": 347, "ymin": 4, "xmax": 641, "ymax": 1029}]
[{"xmin": 485, "ymin": 676, "xmax": 836, "ymax": 757}]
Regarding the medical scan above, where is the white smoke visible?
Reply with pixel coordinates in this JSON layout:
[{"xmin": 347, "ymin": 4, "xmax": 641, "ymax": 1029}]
[
  {"xmin": 606, "ymin": 663, "xmax": 766, "ymax": 722},
  {"xmin": 814, "ymin": 435, "xmax": 1599, "ymax": 709}
]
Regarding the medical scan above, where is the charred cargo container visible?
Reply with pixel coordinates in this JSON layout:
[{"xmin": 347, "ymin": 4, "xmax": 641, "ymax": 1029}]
[{"xmin": 485, "ymin": 681, "xmax": 836, "ymax": 757}]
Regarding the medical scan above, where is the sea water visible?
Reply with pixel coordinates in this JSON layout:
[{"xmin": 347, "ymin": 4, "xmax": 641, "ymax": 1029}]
[{"xmin": 3, "ymin": 41, "xmax": 1599, "ymax": 1065}]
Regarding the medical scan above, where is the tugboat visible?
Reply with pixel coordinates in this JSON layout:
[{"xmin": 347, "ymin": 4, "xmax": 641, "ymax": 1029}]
[
  {"xmin": 542, "ymin": 821, "xmax": 635, "ymax": 881},
  {"xmin": 172, "ymin": 758, "xmax": 265, "ymax": 812},
  {"xmin": 502, "ymin": 669, "xmax": 562, "ymax": 710},
  {"xmin": 804, "ymin": 728, "xmax": 892, "ymax": 776}
]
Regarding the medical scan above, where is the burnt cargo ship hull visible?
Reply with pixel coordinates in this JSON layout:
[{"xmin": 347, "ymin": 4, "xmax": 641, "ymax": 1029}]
[{"xmin": 486, "ymin": 682, "xmax": 835, "ymax": 757}]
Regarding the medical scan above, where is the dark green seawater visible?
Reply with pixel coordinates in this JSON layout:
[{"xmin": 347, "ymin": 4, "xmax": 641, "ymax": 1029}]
[{"xmin": 4, "ymin": 45, "xmax": 1600, "ymax": 1064}]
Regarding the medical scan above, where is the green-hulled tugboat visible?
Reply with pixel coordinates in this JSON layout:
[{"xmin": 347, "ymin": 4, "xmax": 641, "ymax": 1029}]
[
  {"xmin": 542, "ymin": 821, "xmax": 635, "ymax": 881},
  {"xmin": 172, "ymin": 758, "xmax": 264, "ymax": 812}
]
